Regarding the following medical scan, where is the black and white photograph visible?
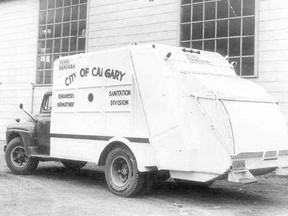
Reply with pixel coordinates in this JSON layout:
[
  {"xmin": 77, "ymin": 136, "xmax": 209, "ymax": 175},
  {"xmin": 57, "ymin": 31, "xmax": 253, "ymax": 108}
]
[{"xmin": 1, "ymin": 0, "xmax": 288, "ymax": 215}]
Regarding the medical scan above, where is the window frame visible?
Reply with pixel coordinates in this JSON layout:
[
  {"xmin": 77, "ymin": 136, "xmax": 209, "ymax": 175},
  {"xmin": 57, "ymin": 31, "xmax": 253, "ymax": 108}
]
[
  {"xmin": 179, "ymin": 0, "xmax": 259, "ymax": 78},
  {"xmin": 36, "ymin": 0, "xmax": 88, "ymax": 86}
]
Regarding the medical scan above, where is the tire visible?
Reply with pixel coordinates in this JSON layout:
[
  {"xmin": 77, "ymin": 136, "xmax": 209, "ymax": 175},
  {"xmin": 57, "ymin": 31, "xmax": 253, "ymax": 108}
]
[
  {"xmin": 175, "ymin": 179, "xmax": 214, "ymax": 189},
  {"xmin": 61, "ymin": 160, "xmax": 87, "ymax": 170},
  {"xmin": 5, "ymin": 137, "xmax": 39, "ymax": 175},
  {"xmin": 105, "ymin": 147, "xmax": 145, "ymax": 197}
]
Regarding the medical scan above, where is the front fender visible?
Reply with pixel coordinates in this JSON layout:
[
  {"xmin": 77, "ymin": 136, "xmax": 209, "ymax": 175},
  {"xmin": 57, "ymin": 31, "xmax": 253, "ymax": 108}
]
[
  {"xmin": 6, "ymin": 124, "xmax": 37, "ymax": 155},
  {"xmin": 107, "ymin": 136, "xmax": 157, "ymax": 172}
]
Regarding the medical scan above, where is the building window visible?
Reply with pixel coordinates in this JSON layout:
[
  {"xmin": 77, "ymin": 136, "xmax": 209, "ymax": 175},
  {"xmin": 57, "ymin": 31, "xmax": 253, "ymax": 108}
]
[
  {"xmin": 37, "ymin": 0, "xmax": 87, "ymax": 84},
  {"xmin": 180, "ymin": 0, "xmax": 255, "ymax": 76}
]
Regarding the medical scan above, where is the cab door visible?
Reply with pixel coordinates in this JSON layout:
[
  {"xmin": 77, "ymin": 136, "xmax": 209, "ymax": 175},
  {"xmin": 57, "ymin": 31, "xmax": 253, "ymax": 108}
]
[{"xmin": 35, "ymin": 92, "xmax": 52, "ymax": 155}]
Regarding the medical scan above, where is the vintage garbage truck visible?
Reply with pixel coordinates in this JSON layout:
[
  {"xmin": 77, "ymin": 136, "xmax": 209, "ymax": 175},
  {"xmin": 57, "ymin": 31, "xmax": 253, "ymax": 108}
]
[{"xmin": 4, "ymin": 44, "xmax": 288, "ymax": 197}]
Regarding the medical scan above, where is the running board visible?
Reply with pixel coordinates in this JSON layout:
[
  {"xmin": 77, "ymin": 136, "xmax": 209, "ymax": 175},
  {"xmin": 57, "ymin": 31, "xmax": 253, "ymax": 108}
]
[
  {"xmin": 228, "ymin": 170, "xmax": 257, "ymax": 184},
  {"xmin": 275, "ymin": 167, "xmax": 288, "ymax": 176},
  {"xmin": 31, "ymin": 154, "xmax": 51, "ymax": 158},
  {"xmin": 30, "ymin": 154, "xmax": 59, "ymax": 161}
]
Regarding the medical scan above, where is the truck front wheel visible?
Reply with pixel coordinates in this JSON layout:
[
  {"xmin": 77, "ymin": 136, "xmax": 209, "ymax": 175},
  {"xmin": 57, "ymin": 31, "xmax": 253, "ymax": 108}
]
[
  {"xmin": 5, "ymin": 137, "xmax": 39, "ymax": 175},
  {"xmin": 105, "ymin": 147, "xmax": 145, "ymax": 197}
]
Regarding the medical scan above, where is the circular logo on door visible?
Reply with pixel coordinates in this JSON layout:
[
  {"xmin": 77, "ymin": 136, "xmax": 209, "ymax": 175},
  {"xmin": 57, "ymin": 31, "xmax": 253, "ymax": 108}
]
[{"xmin": 88, "ymin": 93, "xmax": 94, "ymax": 102}]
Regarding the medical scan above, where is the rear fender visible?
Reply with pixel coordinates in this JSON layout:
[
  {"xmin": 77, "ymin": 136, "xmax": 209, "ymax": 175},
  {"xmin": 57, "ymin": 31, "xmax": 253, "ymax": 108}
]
[{"xmin": 103, "ymin": 137, "xmax": 157, "ymax": 172}]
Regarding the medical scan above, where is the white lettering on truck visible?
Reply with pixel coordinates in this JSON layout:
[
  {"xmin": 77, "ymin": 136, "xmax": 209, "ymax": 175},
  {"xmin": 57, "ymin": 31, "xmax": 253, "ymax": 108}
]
[
  {"xmin": 65, "ymin": 67, "xmax": 126, "ymax": 86},
  {"xmin": 56, "ymin": 93, "xmax": 75, "ymax": 108},
  {"xmin": 110, "ymin": 100, "xmax": 129, "ymax": 106},
  {"xmin": 64, "ymin": 67, "xmax": 126, "ymax": 86},
  {"xmin": 65, "ymin": 73, "xmax": 76, "ymax": 86},
  {"xmin": 59, "ymin": 59, "xmax": 75, "ymax": 71},
  {"xmin": 109, "ymin": 90, "xmax": 131, "ymax": 107},
  {"xmin": 57, "ymin": 102, "xmax": 74, "ymax": 107},
  {"xmin": 58, "ymin": 93, "xmax": 74, "ymax": 99},
  {"xmin": 89, "ymin": 67, "xmax": 126, "ymax": 81},
  {"xmin": 109, "ymin": 90, "xmax": 131, "ymax": 97}
]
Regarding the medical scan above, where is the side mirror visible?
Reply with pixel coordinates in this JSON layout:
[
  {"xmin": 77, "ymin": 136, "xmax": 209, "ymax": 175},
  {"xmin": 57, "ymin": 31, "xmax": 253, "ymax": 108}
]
[
  {"xmin": 231, "ymin": 61, "xmax": 238, "ymax": 68},
  {"xmin": 18, "ymin": 103, "xmax": 38, "ymax": 124}
]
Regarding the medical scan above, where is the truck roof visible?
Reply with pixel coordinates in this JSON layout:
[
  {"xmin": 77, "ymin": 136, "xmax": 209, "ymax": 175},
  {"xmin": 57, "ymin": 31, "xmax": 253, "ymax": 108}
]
[
  {"xmin": 55, "ymin": 43, "xmax": 235, "ymax": 77},
  {"xmin": 52, "ymin": 43, "xmax": 274, "ymax": 103}
]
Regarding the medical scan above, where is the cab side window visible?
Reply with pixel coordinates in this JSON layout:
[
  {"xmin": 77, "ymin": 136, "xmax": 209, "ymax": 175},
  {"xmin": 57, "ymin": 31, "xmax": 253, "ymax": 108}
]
[{"xmin": 41, "ymin": 94, "xmax": 52, "ymax": 113}]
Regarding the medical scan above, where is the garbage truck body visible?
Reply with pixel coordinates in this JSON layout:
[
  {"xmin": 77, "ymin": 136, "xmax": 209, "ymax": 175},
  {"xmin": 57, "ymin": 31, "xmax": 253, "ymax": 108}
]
[{"xmin": 5, "ymin": 44, "xmax": 288, "ymax": 196}]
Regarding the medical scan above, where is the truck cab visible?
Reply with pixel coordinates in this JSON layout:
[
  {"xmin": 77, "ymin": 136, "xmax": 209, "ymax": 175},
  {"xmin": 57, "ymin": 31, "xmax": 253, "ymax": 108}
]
[
  {"xmin": 4, "ymin": 92, "xmax": 52, "ymax": 175},
  {"xmin": 5, "ymin": 91, "xmax": 87, "ymax": 174},
  {"xmin": 33, "ymin": 91, "xmax": 52, "ymax": 155},
  {"xmin": 5, "ymin": 92, "xmax": 52, "ymax": 156}
]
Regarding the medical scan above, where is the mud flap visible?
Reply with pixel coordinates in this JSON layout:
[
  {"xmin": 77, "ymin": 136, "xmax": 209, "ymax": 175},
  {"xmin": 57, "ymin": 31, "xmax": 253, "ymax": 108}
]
[{"xmin": 228, "ymin": 170, "xmax": 257, "ymax": 184}]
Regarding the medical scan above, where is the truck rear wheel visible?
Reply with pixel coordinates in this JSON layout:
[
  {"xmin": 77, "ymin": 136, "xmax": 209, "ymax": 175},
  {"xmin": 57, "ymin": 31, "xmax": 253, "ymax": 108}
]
[
  {"xmin": 105, "ymin": 147, "xmax": 145, "ymax": 197},
  {"xmin": 5, "ymin": 137, "xmax": 39, "ymax": 175},
  {"xmin": 61, "ymin": 160, "xmax": 87, "ymax": 170}
]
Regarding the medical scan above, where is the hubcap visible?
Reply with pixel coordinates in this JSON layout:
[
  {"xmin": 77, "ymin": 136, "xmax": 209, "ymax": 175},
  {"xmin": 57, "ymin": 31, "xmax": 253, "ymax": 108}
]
[
  {"xmin": 111, "ymin": 157, "xmax": 130, "ymax": 187},
  {"xmin": 11, "ymin": 146, "xmax": 29, "ymax": 168}
]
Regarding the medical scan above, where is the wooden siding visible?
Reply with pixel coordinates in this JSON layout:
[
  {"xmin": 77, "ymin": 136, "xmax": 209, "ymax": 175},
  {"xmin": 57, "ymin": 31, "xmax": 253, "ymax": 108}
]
[
  {"xmin": 0, "ymin": 0, "xmax": 39, "ymax": 140},
  {"xmin": 87, "ymin": 0, "xmax": 179, "ymax": 50},
  {"xmin": 256, "ymin": 0, "xmax": 288, "ymax": 121}
]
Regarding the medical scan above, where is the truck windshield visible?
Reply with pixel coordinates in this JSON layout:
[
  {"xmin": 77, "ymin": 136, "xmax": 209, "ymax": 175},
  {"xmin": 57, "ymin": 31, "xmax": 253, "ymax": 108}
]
[{"xmin": 41, "ymin": 94, "xmax": 52, "ymax": 113}]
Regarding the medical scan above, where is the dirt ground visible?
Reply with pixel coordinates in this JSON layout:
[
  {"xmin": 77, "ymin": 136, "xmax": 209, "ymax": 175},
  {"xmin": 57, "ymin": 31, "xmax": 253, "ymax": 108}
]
[{"xmin": 1, "ymin": 142, "xmax": 288, "ymax": 216}]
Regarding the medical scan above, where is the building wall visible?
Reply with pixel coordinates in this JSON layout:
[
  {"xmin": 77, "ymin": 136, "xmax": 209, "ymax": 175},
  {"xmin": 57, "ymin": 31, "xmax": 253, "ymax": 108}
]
[
  {"xmin": 256, "ymin": 0, "xmax": 288, "ymax": 120},
  {"xmin": 0, "ymin": 0, "xmax": 39, "ymax": 140},
  {"xmin": 87, "ymin": 0, "xmax": 179, "ymax": 51}
]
